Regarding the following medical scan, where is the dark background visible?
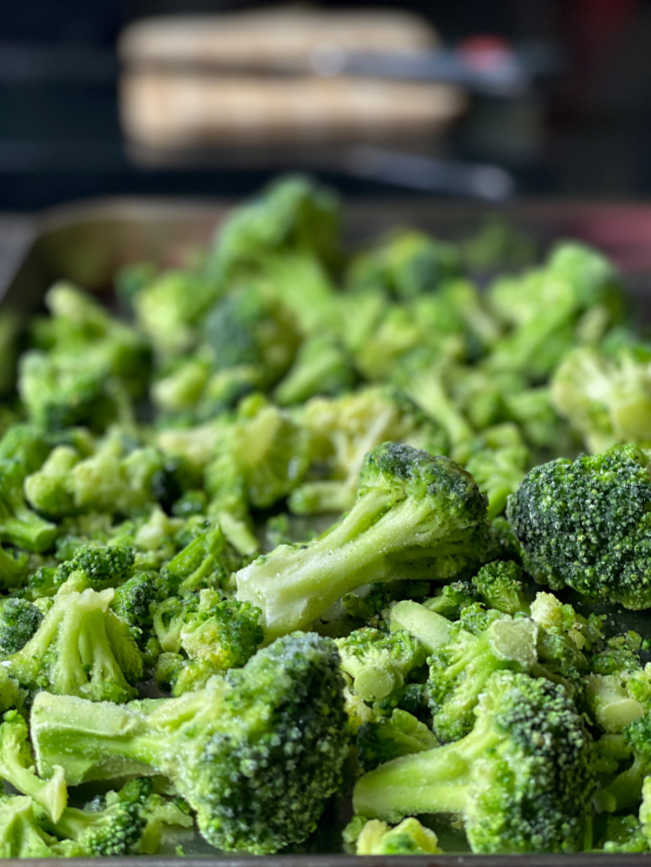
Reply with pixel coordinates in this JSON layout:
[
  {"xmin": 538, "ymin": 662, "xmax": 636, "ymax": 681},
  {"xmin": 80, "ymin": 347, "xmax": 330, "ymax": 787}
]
[{"xmin": 2, "ymin": 0, "xmax": 651, "ymax": 209}]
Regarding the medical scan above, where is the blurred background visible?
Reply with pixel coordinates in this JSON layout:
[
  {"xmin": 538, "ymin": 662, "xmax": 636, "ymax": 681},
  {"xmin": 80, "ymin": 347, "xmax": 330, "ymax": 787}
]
[{"xmin": 2, "ymin": 0, "xmax": 651, "ymax": 210}]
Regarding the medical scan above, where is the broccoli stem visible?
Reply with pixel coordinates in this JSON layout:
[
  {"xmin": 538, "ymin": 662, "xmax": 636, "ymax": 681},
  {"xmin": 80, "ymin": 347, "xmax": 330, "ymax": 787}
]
[
  {"xmin": 353, "ymin": 721, "xmax": 498, "ymax": 821},
  {"xmin": 236, "ymin": 490, "xmax": 462, "ymax": 638}
]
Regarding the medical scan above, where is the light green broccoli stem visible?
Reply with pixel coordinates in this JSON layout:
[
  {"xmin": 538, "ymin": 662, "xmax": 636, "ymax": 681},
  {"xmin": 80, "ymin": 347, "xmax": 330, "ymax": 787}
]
[{"xmin": 236, "ymin": 489, "xmax": 458, "ymax": 639}]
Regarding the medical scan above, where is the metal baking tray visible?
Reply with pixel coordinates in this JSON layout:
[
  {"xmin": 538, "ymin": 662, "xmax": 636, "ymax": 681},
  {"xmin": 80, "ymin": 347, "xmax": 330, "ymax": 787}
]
[{"xmin": 1, "ymin": 197, "xmax": 650, "ymax": 867}]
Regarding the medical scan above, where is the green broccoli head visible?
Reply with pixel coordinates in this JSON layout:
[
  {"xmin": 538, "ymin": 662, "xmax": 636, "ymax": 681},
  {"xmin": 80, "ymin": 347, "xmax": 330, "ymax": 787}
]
[
  {"xmin": 354, "ymin": 670, "xmax": 596, "ymax": 853},
  {"xmin": 507, "ymin": 444, "xmax": 651, "ymax": 609},
  {"xmin": 31, "ymin": 632, "xmax": 349, "ymax": 855},
  {"xmin": 237, "ymin": 442, "xmax": 487, "ymax": 638},
  {"xmin": 274, "ymin": 333, "xmax": 357, "ymax": 406},
  {"xmin": 356, "ymin": 709, "xmax": 438, "ymax": 772}
]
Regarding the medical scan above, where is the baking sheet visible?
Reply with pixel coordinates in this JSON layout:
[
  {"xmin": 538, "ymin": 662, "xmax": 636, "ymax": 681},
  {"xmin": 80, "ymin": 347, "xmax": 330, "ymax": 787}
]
[{"xmin": 1, "ymin": 197, "xmax": 650, "ymax": 866}]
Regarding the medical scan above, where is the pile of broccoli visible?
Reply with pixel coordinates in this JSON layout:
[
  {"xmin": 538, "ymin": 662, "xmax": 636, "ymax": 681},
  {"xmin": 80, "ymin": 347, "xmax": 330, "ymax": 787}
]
[{"xmin": 0, "ymin": 175, "xmax": 648, "ymax": 857}]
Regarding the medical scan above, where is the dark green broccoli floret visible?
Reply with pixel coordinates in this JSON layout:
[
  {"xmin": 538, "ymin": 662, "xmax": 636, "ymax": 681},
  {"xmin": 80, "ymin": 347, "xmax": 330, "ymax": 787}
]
[
  {"xmin": 507, "ymin": 444, "xmax": 651, "ymax": 609},
  {"xmin": 0, "ymin": 598, "xmax": 42, "ymax": 653},
  {"xmin": 236, "ymin": 442, "xmax": 487, "ymax": 639},
  {"xmin": 31, "ymin": 632, "xmax": 349, "ymax": 854},
  {"xmin": 22, "ymin": 543, "xmax": 135, "ymax": 600},
  {"xmin": 111, "ymin": 570, "xmax": 160, "ymax": 637},
  {"xmin": 353, "ymin": 670, "xmax": 596, "ymax": 853},
  {"xmin": 8, "ymin": 576, "xmax": 143, "ymax": 702}
]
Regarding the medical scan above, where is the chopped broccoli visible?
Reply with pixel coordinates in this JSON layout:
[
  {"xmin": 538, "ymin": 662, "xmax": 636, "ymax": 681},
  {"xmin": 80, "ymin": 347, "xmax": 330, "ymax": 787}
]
[
  {"xmin": 236, "ymin": 442, "xmax": 487, "ymax": 638},
  {"xmin": 335, "ymin": 627, "xmax": 426, "ymax": 703},
  {"xmin": 31, "ymin": 632, "xmax": 348, "ymax": 854},
  {"xmin": 8, "ymin": 576, "xmax": 143, "ymax": 702},
  {"xmin": 274, "ymin": 334, "xmax": 356, "ymax": 405},
  {"xmin": 0, "ymin": 459, "xmax": 57, "ymax": 552},
  {"xmin": 507, "ymin": 444, "xmax": 651, "ymax": 608},
  {"xmin": 471, "ymin": 560, "xmax": 529, "ymax": 615},
  {"xmin": 353, "ymin": 670, "xmax": 596, "ymax": 853},
  {"xmin": 551, "ymin": 341, "xmax": 651, "ymax": 452},
  {"xmin": 0, "ymin": 796, "xmax": 78, "ymax": 857},
  {"xmin": 356, "ymin": 709, "xmax": 438, "ymax": 772},
  {"xmin": 352, "ymin": 816, "xmax": 442, "ymax": 854},
  {"xmin": 0, "ymin": 710, "xmax": 67, "ymax": 821}
]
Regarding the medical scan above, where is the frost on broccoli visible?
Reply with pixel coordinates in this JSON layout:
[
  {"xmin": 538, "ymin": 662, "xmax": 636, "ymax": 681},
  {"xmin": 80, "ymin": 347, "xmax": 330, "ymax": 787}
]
[
  {"xmin": 236, "ymin": 442, "xmax": 487, "ymax": 638},
  {"xmin": 31, "ymin": 632, "xmax": 348, "ymax": 854},
  {"xmin": 507, "ymin": 444, "xmax": 651, "ymax": 609},
  {"xmin": 354, "ymin": 670, "xmax": 596, "ymax": 853}
]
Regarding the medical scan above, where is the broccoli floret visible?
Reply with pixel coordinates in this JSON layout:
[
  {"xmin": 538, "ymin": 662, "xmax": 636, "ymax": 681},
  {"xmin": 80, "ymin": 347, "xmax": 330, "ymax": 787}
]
[
  {"xmin": 206, "ymin": 175, "xmax": 341, "ymax": 282},
  {"xmin": 0, "ymin": 459, "xmax": 56, "ymax": 552},
  {"xmin": 356, "ymin": 709, "xmax": 438, "ymax": 772},
  {"xmin": 136, "ymin": 791, "xmax": 194, "ymax": 854},
  {"xmin": 51, "ymin": 778, "xmax": 154, "ymax": 856},
  {"xmin": 134, "ymin": 269, "xmax": 220, "ymax": 356},
  {"xmin": 507, "ymin": 444, "xmax": 651, "ymax": 609},
  {"xmin": 335, "ymin": 627, "xmax": 426, "ymax": 703},
  {"xmin": 153, "ymin": 590, "xmax": 263, "ymax": 694},
  {"xmin": 161, "ymin": 524, "xmax": 241, "ymax": 594},
  {"xmin": 353, "ymin": 670, "xmax": 596, "ymax": 853},
  {"xmin": 25, "ymin": 432, "xmax": 167, "ymax": 519},
  {"xmin": 111, "ymin": 570, "xmax": 159, "ymax": 636},
  {"xmin": 347, "ymin": 230, "xmax": 460, "ymax": 300},
  {"xmin": 390, "ymin": 600, "xmax": 537, "ymax": 741},
  {"xmin": 594, "ymin": 813, "xmax": 649, "ymax": 853},
  {"xmin": 0, "ymin": 710, "xmax": 67, "ymax": 821},
  {"xmin": 31, "ymin": 632, "xmax": 349, "ymax": 854},
  {"xmin": 0, "ymin": 597, "xmax": 42, "ymax": 653},
  {"xmin": 471, "ymin": 560, "xmax": 529, "ymax": 615},
  {"xmin": 455, "ymin": 423, "xmax": 531, "ymax": 518},
  {"xmin": 0, "ymin": 795, "xmax": 76, "ymax": 857},
  {"xmin": 206, "ymin": 394, "xmax": 312, "ymax": 513},
  {"xmin": 202, "ymin": 285, "xmax": 300, "ymax": 390},
  {"xmin": 8, "ymin": 576, "xmax": 143, "ymax": 702},
  {"xmin": 22, "ymin": 543, "xmax": 135, "ymax": 600},
  {"xmin": 236, "ymin": 442, "xmax": 487, "ymax": 639},
  {"xmin": 289, "ymin": 387, "xmax": 448, "ymax": 515},
  {"xmin": 18, "ymin": 351, "xmax": 133, "ymax": 432},
  {"xmin": 274, "ymin": 334, "xmax": 356, "ymax": 405},
  {"xmin": 351, "ymin": 816, "xmax": 443, "ymax": 854},
  {"xmin": 393, "ymin": 352, "xmax": 474, "ymax": 449},
  {"xmin": 599, "ymin": 711, "xmax": 651, "ymax": 813},
  {"xmin": 551, "ymin": 342, "xmax": 651, "ymax": 452}
]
